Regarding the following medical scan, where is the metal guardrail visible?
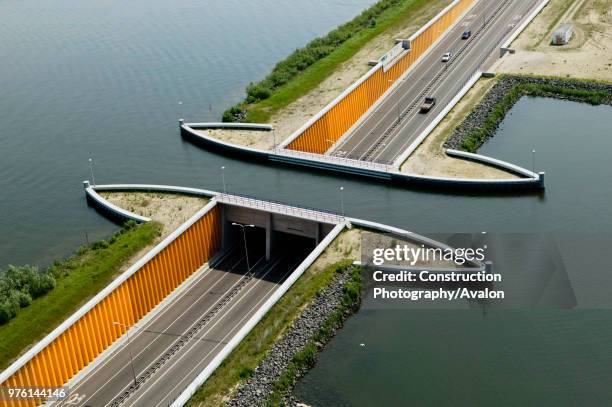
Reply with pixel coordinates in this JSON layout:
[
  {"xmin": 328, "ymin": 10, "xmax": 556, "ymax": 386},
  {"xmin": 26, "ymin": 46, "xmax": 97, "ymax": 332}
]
[{"xmin": 216, "ymin": 192, "xmax": 345, "ymax": 225}]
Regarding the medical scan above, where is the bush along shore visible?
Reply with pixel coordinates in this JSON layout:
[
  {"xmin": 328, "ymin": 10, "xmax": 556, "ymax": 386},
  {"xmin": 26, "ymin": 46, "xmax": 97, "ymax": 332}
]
[
  {"xmin": 0, "ymin": 265, "xmax": 56, "ymax": 324},
  {"xmin": 227, "ymin": 262, "xmax": 363, "ymax": 407},
  {"xmin": 0, "ymin": 220, "xmax": 161, "ymax": 370},
  {"xmin": 445, "ymin": 75, "xmax": 612, "ymax": 152},
  {"xmin": 222, "ymin": 0, "xmax": 431, "ymax": 123}
]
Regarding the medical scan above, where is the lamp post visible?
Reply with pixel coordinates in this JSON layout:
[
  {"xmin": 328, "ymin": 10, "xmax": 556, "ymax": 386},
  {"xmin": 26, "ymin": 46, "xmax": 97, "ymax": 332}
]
[
  {"xmin": 232, "ymin": 223, "xmax": 255, "ymax": 272},
  {"xmin": 112, "ymin": 321, "xmax": 137, "ymax": 386},
  {"xmin": 532, "ymin": 150, "xmax": 536, "ymax": 178},
  {"xmin": 339, "ymin": 186, "xmax": 345, "ymax": 216},
  {"xmin": 388, "ymin": 79, "xmax": 401, "ymax": 123},
  {"xmin": 88, "ymin": 158, "xmax": 96, "ymax": 186},
  {"xmin": 221, "ymin": 166, "xmax": 226, "ymax": 194}
]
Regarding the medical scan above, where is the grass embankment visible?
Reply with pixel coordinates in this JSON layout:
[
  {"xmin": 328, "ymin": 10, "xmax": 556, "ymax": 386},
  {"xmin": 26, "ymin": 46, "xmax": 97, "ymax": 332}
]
[
  {"xmin": 223, "ymin": 0, "xmax": 434, "ymax": 124},
  {"xmin": 264, "ymin": 263, "xmax": 362, "ymax": 406},
  {"xmin": 0, "ymin": 221, "xmax": 162, "ymax": 371},
  {"xmin": 460, "ymin": 76, "xmax": 612, "ymax": 152},
  {"xmin": 186, "ymin": 258, "xmax": 359, "ymax": 407}
]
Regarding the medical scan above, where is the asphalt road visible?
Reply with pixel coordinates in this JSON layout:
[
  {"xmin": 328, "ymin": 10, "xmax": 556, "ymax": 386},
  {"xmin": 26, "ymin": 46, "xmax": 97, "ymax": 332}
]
[
  {"xmin": 331, "ymin": 0, "xmax": 543, "ymax": 164},
  {"xmin": 56, "ymin": 247, "xmax": 298, "ymax": 407}
]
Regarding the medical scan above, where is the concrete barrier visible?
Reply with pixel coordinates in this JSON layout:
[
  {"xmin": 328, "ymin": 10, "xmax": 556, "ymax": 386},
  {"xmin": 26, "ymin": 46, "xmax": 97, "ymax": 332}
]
[
  {"xmin": 182, "ymin": 122, "xmax": 273, "ymax": 131},
  {"xmin": 183, "ymin": 122, "xmax": 544, "ymax": 191},
  {"xmin": 91, "ymin": 183, "xmax": 217, "ymax": 198},
  {"xmin": 446, "ymin": 149, "xmax": 540, "ymax": 179},
  {"xmin": 84, "ymin": 181, "xmax": 152, "ymax": 223},
  {"xmin": 500, "ymin": 0, "xmax": 550, "ymax": 50}
]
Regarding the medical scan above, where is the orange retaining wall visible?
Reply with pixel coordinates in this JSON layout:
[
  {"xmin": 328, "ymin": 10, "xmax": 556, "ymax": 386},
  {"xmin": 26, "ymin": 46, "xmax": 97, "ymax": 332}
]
[
  {"xmin": 286, "ymin": 0, "xmax": 474, "ymax": 154},
  {"xmin": 0, "ymin": 206, "xmax": 222, "ymax": 407}
]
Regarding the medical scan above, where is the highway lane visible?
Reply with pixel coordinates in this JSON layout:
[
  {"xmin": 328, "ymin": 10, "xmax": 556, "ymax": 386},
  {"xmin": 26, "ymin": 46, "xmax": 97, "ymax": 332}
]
[
  {"xmin": 126, "ymin": 255, "xmax": 300, "ymax": 407},
  {"xmin": 370, "ymin": 0, "xmax": 538, "ymax": 164},
  {"xmin": 53, "ymin": 245, "xmax": 297, "ymax": 407},
  {"xmin": 331, "ymin": 0, "xmax": 542, "ymax": 164}
]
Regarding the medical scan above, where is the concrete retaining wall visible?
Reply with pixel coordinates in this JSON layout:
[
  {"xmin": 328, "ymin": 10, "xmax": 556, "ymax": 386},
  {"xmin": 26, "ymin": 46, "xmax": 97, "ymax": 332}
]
[
  {"xmin": 280, "ymin": 0, "xmax": 476, "ymax": 154},
  {"xmin": 183, "ymin": 122, "xmax": 544, "ymax": 191},
  {"xmin": 446, "ymin": 149, "xmax": 540, "ymax": 178},
  {"xmin": 181, "ymin": 121, "xmax": 272, "ymax": 131},
  {"xmin": 0, "ymin": 200, "xmax": 222, "ymax": 407},
  {"xmin": 84, "ymin": 181, "xmax": 152, "ymax": 223},
  {"xmin": 169, "ymin": 222, "xmax": 347, "ymax": 407}
]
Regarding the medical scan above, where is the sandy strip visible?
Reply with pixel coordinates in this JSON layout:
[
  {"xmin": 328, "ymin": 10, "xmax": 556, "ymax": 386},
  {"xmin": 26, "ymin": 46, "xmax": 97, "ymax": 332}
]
[
  {"xmin": 496, "ymin": 0, "xmax": 612, "ymax": 81},
  {"xmin": 99, "ymin": 192, "xmax": 209, "ymax": 238}
]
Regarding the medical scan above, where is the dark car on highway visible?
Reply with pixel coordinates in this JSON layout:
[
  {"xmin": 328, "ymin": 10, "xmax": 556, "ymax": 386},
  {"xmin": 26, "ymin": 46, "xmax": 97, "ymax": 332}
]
[
  {"xmin": 419, "ymin": 97, "xmax": 436, "ymax": 113},
  {"xmin": 462, "ymin": 30, "xmax": 471, "ymax": 39}
]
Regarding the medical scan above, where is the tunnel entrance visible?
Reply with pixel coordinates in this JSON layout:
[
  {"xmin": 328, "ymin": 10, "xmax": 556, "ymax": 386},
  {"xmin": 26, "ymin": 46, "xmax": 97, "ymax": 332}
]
[
  {"xmin": 272, "ymin": 231, "xmax": 317, "ymax": 259},
  {"xmin": 218, "ymin": 203, "xmax": 336, "ymax": 282}
]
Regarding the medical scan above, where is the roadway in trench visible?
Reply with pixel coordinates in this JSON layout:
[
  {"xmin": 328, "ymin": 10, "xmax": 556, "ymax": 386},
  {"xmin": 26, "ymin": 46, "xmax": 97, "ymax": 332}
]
[
  {"xmin": 57, "ymin": 229, "xmax": 315, "ymax": 407},
  {"xmin": 332, "ymin": 0, "xmax": 542, "ymax": 164}
]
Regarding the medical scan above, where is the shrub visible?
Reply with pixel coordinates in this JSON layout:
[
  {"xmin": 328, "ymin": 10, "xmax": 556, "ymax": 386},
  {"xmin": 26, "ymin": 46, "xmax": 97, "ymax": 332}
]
[
  {"xmin": 0, "ymin": 298, "xmax": 19, "ymax": 324},
  {"xmin": 222, "ymin": 105, "xmax": 248, "ymax": 123},
  {"xmin": 91, "ymin": 240, "xmax": 109, "ymax": 250},
  {"xmin": 123, "ymin": 220, "xmax": 137, "ymax": 231},
  {"xmin": 237, "ymin": 366, "xmax": 254, "ymax": 379},
  {"xmin": 14, "ymin": 290, "xmax": 32, "ymax": 308},
  {"xmin": 292, "ymin": 343, "xmax": 317, "ymax": 368},
  {"xmin": 246, "ymin": 83, "xmax": 272, "ymax": 103}
]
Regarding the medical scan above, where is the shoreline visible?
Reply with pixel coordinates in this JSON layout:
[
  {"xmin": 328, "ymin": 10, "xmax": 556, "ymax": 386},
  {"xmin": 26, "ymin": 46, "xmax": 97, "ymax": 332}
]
[
  {"xmin": 0, "ymin": 221, "xmax": 162, "ymax": 371},
  {"xmin": 222, "ymin": 0, "xmax": 453, "ymax": 125},
  {"xmin": 444, "ymin": 74, "xmax": 612, "ymax": 152},
  {"xmin": 0, "ymin": 192, "xmax": 206, "ymax": 371},
  {"xmin": 227, "ymin": 262, "xmax": 362, "ymax": 407}
]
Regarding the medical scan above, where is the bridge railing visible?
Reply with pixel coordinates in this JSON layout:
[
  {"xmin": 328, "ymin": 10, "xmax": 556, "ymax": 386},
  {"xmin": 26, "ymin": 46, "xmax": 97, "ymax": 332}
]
[
  {"xmin": 274, "ymin": 147, "xmax": 393, "ymax": 171},
  {"xmin": 216, "ymin": 193, "xmax": 345, "ymax": 225}
]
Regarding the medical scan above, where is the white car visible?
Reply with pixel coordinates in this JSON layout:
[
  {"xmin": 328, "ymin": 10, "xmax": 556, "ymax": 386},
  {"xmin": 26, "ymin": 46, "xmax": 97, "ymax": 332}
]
[{"xmin": 441, "ymin": 52, "xmax": 451, "ymax": 62}]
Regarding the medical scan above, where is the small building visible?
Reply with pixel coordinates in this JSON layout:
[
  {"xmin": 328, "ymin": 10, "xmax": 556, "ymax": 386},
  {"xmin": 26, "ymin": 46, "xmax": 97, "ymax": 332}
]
[{"xmin": 551, "ymin": 23, "xmax": 573, "ymax": 45}]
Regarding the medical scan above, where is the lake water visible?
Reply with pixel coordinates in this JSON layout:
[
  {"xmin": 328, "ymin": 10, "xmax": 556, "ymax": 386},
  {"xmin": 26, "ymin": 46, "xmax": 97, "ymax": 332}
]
[
  {"xmin": 0, "ymin": 0, "xmax": 376, "ymax": 267},
  {"xmin": 2, "ymin": 0, "xmax": 612, "ymax": 404},
  {"xmin": 294, "ymin": 97, "xmax": 612, "ymax": 406}
]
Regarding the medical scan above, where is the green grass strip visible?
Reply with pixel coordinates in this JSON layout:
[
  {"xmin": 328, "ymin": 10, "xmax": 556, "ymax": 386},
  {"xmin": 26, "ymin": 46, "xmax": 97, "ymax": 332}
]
[
  {"xmin": 223, "ymin": 0, "xmax": 444, "ymax": 124},
  {"xmin": 0, "ymin": 221, "xmax": 162, "ymax": 371}
]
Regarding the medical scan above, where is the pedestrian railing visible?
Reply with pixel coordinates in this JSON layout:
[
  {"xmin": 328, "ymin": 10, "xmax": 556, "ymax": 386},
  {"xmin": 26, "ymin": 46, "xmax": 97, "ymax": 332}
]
[
  {"xmin": 273, "ymin": 146, "xmax": 394, "ymax": 172},
  {"xmin": 216, "ymin": 192, "xmax": 345, "ymax": 225}
]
